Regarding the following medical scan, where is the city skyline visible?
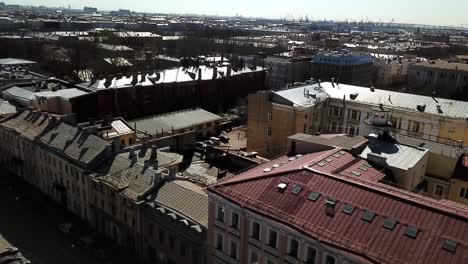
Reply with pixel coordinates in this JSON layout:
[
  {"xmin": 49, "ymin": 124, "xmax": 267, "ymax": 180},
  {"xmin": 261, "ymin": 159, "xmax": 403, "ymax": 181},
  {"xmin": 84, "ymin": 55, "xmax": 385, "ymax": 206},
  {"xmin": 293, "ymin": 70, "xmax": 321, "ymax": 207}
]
[{"xmin": 6, "ymin": 0, "xmax": 468, "ymax": 26}]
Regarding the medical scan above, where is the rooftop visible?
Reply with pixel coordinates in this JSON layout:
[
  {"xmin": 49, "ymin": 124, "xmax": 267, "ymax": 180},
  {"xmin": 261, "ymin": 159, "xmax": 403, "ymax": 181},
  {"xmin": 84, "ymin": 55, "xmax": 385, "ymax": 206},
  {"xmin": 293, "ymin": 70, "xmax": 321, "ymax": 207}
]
[
  {"xmin": 0, "ymin": 99, "xmax": 16, "ymax": 116},
  {"xmin": 88, "ymin": 65, "xmax": 264, "ymax": 89},
  {"xmin": 360, "ymin": 134, "xmax": 429, "ymax": 171},
  {"xmin": 289, "ymin": 133, "xmax": 368, "ymax": 151},
  {"xmin": 0, "ymin": 58, "xmax": 36, "ymax": 65},
  {"xmin": 95, "ymin": 148, "xmax": 183, "ymax": 201},
  {"xmin": 1, "ymin": 110, "xmax": 110, "ymax": 166},
  {"xmin": 317, "ymin": 82, "xmax": 468, "ymax": 119},
  {"xmin": 273, "ymin": 85, "xmax": 329, "ymax": 108},
  {"xmin": 132, "ymin": 108, "xmax": 222, "ymax": 136},
  {"xmin": 210, "ymin": 151, "xmax": 468, "ymax": 264},
  {"xmin": 413, "ymin": 61, "xmax": 468, "ymax": 72},
  {"xmin": 148, "ymin": 180, "xmax": 208, "ymax": 228}
]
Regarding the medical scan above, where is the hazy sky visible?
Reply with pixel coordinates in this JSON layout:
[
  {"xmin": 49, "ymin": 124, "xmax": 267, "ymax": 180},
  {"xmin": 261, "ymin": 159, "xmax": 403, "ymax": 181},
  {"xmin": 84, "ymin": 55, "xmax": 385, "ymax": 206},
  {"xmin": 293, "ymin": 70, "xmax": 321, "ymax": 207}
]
[{"xmin": 6, "ymin": 0, "xmax": 468, "ymax": 26}]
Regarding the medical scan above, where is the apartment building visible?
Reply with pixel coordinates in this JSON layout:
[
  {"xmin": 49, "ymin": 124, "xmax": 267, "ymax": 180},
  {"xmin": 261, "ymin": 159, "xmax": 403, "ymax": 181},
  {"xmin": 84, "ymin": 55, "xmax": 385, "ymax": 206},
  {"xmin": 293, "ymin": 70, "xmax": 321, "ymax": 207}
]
[
  {"xmin": 311, "ymin": 52, "xmax": 374, "ymax": 86},
  {"xmin": 0, "ymin": 109, "xmax": 209, "ymax": 264},
  {"xmin": 264, "ymin": 56, "xmax": 313, "ymax": 90},
  {"xmin": 0, "ymin": 110, "xmax": 113, "ymax": 220},
  {"xmin": 373, "ymin": 55, "xmax": 413, "ymax": 87},
  {"xmin": 207, "ymin": 149, "xmax": 468, "ymax": 264},
  {"xmin": 247, "ymin": 84, "xmax": 328, "ymax": 158},
  {"xmin": 408, "ymin": 61, "xmax": 468, "ymax": 99}
]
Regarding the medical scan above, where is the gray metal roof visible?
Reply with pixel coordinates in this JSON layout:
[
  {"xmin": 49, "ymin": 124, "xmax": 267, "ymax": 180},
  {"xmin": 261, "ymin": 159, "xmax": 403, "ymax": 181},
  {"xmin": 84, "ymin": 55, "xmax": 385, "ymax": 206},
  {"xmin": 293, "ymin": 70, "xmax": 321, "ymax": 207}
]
[
  {"xmin": 39, "ymin": 122, "xmax": 110, "ymax": 166},
  {"xmin": 151, "ymin": 180, "xmax": 208, "ymax": 227},
  {"xmin": 289, "ymin": 133, "xmax": 367, "ymax": 150},
  {"xmin": 319, "ymin": 82, "xmax": 468, "ymax": 119},
  {"xmin": 1, "ymin": 111, "xmax": 50, "ymax": 140},
  {"xmin": 360, "ymin": 138, "xmax": 429, "ymax": 170},
  {"xmin": 96, "ymin": 149, "xmax": 183, "ymax": 201},
  {"xmin": 0, "ymin": 99, "xmax": 16, "ymax": 115},
  {"xmin": 132, "ymin": 108, "xmax": 222, "ymax": 135}
]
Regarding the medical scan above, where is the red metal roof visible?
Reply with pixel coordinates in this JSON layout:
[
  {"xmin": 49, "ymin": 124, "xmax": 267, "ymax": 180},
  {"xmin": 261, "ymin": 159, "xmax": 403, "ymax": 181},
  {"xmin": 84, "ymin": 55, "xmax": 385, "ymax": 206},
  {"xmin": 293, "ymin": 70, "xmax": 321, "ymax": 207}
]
[{"xmin": 210, "ymin": 154, "xmax": 468, "ymax": 264}]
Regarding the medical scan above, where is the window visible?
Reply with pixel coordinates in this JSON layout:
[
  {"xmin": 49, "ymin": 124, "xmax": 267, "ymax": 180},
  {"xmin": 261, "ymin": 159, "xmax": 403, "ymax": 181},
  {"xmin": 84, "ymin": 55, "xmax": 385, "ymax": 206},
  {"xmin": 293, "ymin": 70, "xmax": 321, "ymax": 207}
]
[
  {"xmin": 448, "ymin": 127, "xmax": 455, "ymax": 133},
  {"xmin": 325, "ymin": 255, "xmax": 336, "ymax": 264},
  {"xmin": 250, "ymin": 250, "xmax": 259, "ymax": 264},
  {"xmin": 230, "ymin": 240, "xmax": 238, "ymax": 259},
  {"xmin": 251, "ymin": 221, "xmax": 260, "ymax": 240},
  {"xmin": 159, "ymin": 228, "xmax": 165, "ymax": 243},
  {"xmin": 459, "ymin": 187, "xmax": 468, "ymax": 199},
  {"xmin": 305, "ymin": 247, "xmax": 317, "ymax": 264},
  {"xmin": 267, "ymin": 229, "xmax": 278, "ymax": 248},
  {"xmin": 169, "ymin": 235, "xmax": 175, "ymax": 251},
  {"xmin": 180, "ymin": 242, "xmax": 186, "ymax": 256},
  {"xmin": 267, "ymin": 112, "xmax": 272, "ymax": 121},
  {"xmin": 434, "ymin": 185, "xmax": 444, "ymax": 197},
  {"xmin": 351, "ymin": 110, "xmax": 357, "ymax": 120},
  {"xmin": 231, "ymin": 212, "xmax": 239, "ymax": 230},
  {"xmin": 287, "ymin": 237, "xmax": 299, "ymax": 258},
  {"xmin": 267, "ymin": 127, "xmax": 272, "ymax": 137},
  {"xmin": 192, "ymin": 249, "xmax": 199, "ymax": 264},
  {"xmin": 216, "ymin": 205, "xmax": 225, "ymax": 223},
  {"xmin": 349, "ymin": 126, "xmax": 355, "ymax": 135},
  {"xmin": 216, "ymin": 233, "xmax": 224, "ymax": 251}
]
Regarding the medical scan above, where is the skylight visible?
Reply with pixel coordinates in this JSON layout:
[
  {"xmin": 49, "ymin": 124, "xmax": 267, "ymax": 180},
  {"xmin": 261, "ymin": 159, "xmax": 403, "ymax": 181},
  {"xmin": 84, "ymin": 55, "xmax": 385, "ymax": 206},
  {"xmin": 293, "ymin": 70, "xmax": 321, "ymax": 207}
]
[
  {"xmin": 292, "ymin": 185, "xmax": 303, "ymax": 195},
  {"xmin": 352, "ymin": 171, "xmax": 361, "ymax": 177},
  {"xmin": 343, "ymin": 204, "xmax": 355, "ymax": 215},
  {"xmin": 383, "ymin": 218, "xmax": 397, "ymax": 230},
  {"xmin": 362, "ymin": 211, "xmax": 376, "ymax": 223},
  {"xmin": 404, "ymin": 226, "xmax": 419, "ymax": 239},
  {"xmin": 308, "ymin": 192, "xmax": 320, "ymax": 202},
  {"xmin": 442, "ymin": 240, "xmax": 458, "ymax": 253}
]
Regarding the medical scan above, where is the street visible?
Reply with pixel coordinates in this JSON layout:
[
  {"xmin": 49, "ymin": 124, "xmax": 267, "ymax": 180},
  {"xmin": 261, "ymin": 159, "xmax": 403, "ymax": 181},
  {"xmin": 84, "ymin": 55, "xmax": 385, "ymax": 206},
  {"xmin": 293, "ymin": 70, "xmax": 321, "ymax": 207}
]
[{"xmin": 0, "ymin": 170, "xmax": 107, "ymax": 264}]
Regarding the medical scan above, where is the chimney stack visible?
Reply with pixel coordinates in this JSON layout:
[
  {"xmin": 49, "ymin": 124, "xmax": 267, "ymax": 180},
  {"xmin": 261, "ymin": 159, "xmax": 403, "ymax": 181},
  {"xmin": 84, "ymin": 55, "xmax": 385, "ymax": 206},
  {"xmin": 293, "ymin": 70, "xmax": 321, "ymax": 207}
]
[{"xmin": 149, "ymin": 145, "xmax": 159, "ymax": 169}]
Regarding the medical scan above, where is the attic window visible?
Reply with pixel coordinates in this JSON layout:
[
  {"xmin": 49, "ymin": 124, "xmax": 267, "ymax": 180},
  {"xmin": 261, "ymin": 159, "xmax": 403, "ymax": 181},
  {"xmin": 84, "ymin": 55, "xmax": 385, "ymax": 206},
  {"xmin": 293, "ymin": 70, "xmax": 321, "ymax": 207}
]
[
  {"xmin": 317, "ymin": 162, "xmax": 326, "ymax": 167},
  {"xmin": 325, "ymin": 158, "xmax": 333, "ymax": 163},
  {"xmin": 308, "ymin": 192, "xmax": 321, "ymax": 202},
  {"xmin": 404, "ymin": 226, "xmax": 419, "ymax": 239},
  {"xmin": 343, "ymin": 204, "xmax": 355, "ymax": 215},
  {"xmin": 292, "ymin": 185, "xmax": 303, "ymax": 195},
  {"xmin": 362, "ymin": 211, "xmax": 376, "ymax": 223},
  {"xmin": 442, "ymin": 240, "xmax": 458, "ymax": 253},
  {"xmin": 383, "ymin": 218, "xmax": 397, "ymax": 230}
]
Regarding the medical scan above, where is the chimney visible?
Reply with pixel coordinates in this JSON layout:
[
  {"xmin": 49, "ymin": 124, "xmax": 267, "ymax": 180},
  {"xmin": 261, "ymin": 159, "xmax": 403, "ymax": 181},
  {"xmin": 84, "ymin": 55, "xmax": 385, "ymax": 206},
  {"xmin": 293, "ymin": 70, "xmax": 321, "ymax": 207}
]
[
  {"xmin": 331, "ymin": 78, "xmax": 335, "ymax": 87},
  {"xmin": 149, "ymin": 145, "xmax": 159, "ymax": 169},
  {"xmin": 317, "ymin": 79, "xmax": 322, "ymax": 88},
  {"xmin": 198, "ymin": 68, "xmax": 202, "ymax": 80},
  {"xmin": 325, "ymin": 198, "xmax": 336, "ymax": 217},
  {"xmin": 212, "ymin": 67, "xmax": 218, "ymax": 79},
  {"xmin": 227, "ymin": 65, "xmax": 232, "ymax": 77},
  {"xmin": 129, "ymin": 149, "xmax": 136, "ymax": 162}
]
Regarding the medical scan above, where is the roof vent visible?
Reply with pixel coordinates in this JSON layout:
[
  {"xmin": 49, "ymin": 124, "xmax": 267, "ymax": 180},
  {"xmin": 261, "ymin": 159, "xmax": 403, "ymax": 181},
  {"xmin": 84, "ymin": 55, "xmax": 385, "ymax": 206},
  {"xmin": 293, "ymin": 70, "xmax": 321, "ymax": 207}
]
[
  {"xmin": 272, "ymin": 164, "xmax": 280, "ymax": 169},
  {"xmin": 277, "ymin": 182, "xmax": 287, "ymax": 192},
  {"xmin": 263, "ymin": 168, "xmax": 272, "ymax": 173},
  {"xmin": 370, "ymin": 86, "xmax": 375, "ymax": 92},
  {"xmin": 288, "ymin": 157, "xmax": 296, "ymax": 161},
  {"xmin": 416, "ymin": 104, "xmax": 426, "ymax": 112}
]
